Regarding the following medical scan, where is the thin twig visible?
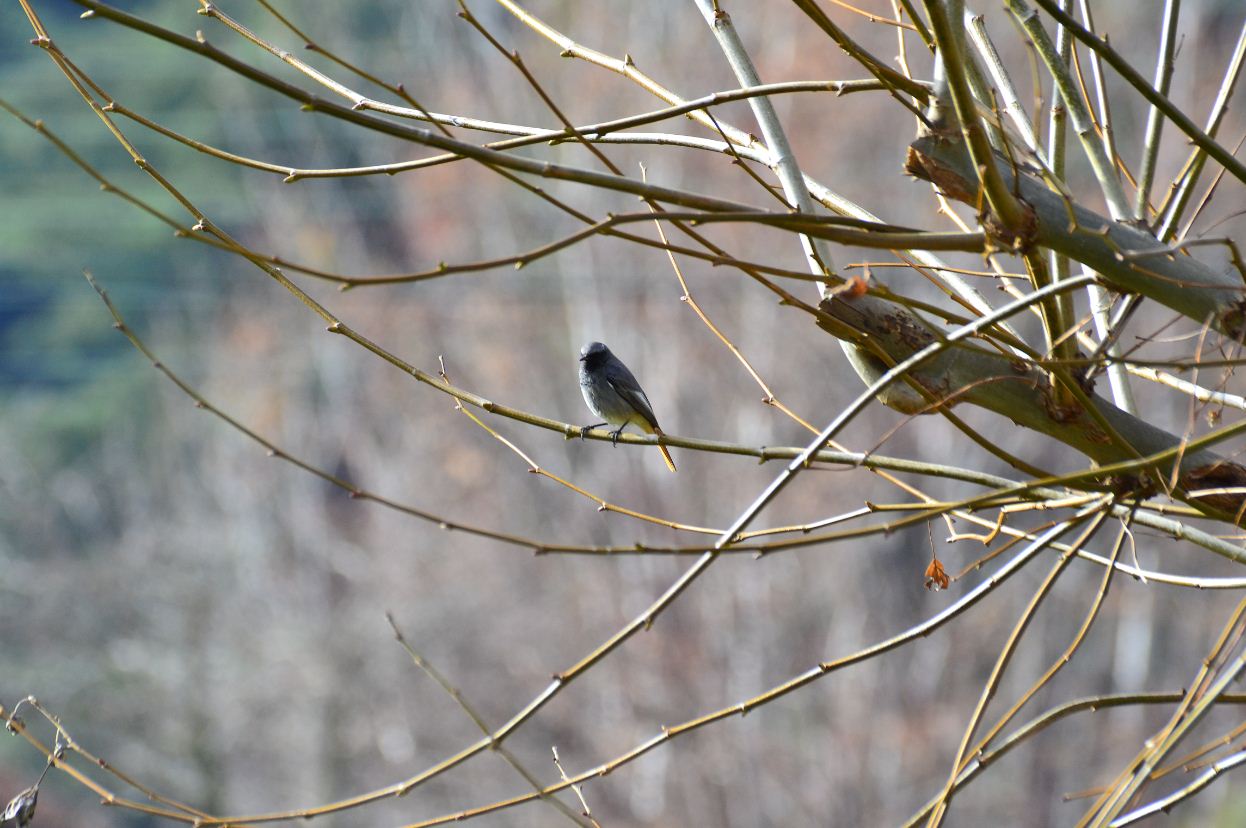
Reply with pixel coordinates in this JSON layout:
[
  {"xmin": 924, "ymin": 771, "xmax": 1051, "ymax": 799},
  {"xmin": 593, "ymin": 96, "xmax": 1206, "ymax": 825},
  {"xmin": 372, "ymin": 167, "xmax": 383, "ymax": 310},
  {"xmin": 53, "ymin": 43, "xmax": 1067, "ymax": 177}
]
[
  {"xmin": 385, "ymin": 614, "xmax": 594, "ymax": 827},
  {"xmin": 1134, "ymin": 0, "xmax": 1181, "ymax": 221}
]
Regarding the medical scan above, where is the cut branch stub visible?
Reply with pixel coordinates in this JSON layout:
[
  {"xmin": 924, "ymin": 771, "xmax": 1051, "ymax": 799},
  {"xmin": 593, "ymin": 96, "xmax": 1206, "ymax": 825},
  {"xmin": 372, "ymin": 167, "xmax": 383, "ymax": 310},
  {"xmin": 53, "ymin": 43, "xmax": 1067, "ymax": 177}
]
[
  {"xmin": 905, "ymin": 128, "xmax": 1038, "ymax": 252},
  {"xmin": 906, "ymin": 135, "xmax": 1246, "ymax": 337}
]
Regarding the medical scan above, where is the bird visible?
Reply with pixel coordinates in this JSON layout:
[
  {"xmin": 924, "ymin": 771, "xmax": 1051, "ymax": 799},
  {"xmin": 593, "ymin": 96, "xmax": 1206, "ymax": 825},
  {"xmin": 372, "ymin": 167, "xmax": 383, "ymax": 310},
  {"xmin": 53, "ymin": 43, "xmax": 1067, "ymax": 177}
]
[{"xmin": 578, "ymin": 341, "xmax": 676, "ymax": 472}]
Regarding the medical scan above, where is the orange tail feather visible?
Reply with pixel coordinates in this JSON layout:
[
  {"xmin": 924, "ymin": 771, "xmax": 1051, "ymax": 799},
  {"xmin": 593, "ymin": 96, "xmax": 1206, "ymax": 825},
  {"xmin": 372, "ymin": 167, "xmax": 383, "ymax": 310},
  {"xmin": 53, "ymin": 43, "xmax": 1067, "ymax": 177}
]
[{"xmin": 653, "ymin": 428, "xmax": 677, "ymax": 472}]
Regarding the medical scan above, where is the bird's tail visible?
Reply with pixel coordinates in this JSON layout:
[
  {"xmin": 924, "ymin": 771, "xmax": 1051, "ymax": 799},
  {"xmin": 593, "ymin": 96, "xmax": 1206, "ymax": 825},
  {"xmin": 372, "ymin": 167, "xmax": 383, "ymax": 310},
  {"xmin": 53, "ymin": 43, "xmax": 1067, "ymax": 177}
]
[{"xmin": 653, "ymin": 428, "xmax": 677, "ymax": 472}]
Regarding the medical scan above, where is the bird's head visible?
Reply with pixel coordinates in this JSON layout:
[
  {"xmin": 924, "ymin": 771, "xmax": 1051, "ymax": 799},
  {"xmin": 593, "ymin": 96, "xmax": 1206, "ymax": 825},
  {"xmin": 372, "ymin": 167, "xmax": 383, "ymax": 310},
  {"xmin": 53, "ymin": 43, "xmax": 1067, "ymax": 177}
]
[{"xmin": 579, "ymin": 341, "xmax": 610, "ymax": 365}]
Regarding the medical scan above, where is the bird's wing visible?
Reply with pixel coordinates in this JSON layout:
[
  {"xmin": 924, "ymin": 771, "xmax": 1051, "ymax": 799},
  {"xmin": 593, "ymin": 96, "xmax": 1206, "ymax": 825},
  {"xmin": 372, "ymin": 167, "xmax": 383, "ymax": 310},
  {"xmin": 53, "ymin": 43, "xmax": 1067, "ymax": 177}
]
[{"xmin": 605, "ymin": 363, "xmax": 661, "ymax": 430}]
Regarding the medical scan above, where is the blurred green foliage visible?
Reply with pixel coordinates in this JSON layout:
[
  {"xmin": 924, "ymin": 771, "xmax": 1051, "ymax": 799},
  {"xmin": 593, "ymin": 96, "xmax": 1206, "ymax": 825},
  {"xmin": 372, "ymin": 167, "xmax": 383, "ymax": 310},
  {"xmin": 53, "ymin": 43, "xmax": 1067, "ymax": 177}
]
[{"xmin": 1, "ymin": 2, "xmax": 255, "ymax": 486}]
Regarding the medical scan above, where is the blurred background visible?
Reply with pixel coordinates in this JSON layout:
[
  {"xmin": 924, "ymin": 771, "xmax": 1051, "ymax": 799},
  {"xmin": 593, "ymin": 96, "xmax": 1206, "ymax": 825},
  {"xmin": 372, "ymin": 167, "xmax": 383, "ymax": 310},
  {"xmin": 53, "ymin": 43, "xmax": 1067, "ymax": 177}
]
[{"xmin": 3, "ymin": 1, "xmax": 1246, "ymax": 825}]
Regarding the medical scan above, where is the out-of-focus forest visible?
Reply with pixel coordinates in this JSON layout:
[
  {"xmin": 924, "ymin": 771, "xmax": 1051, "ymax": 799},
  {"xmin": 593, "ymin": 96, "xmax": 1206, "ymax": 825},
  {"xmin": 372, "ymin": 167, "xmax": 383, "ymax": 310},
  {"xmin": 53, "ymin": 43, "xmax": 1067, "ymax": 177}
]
[{"xmin": 4, "ymin": 1, "xmax": 1246, "ymax": 826}]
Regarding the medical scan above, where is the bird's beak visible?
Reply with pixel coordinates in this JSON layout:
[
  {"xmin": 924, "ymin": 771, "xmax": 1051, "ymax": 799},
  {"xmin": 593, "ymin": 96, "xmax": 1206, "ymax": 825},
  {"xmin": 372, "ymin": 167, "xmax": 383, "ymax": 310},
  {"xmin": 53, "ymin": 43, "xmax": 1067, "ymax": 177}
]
[{"xmin": 578, "ymin": 354, "xmax": 587, "ymax": 362}]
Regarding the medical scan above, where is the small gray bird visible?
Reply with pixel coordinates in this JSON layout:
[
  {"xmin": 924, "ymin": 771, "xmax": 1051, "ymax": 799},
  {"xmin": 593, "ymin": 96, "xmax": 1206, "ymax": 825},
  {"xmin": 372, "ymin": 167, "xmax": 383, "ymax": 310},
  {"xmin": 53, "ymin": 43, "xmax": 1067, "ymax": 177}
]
[{"xmin": 578, "ymin": 341, "xmax": 676, "ymax": 472}]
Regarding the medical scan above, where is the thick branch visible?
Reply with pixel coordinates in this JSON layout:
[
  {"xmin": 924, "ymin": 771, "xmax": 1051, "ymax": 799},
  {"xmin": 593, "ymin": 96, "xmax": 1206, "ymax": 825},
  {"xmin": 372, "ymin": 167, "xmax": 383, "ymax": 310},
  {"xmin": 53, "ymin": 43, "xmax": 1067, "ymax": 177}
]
[
  {"xmin": 907, "ymin": 135, "xmax": 1246, "ymax": 336},
  {"xmin": 819, "ymin": 289, "xmax": 1246, "ymax": 519}
]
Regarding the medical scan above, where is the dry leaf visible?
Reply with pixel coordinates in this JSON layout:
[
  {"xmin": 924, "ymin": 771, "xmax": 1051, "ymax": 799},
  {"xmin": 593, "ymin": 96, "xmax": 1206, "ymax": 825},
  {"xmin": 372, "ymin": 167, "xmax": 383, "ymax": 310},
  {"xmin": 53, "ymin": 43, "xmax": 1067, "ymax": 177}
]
[{"xmin": 924, "ymin": 557, "xmax": 949, "ymax": 591}]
